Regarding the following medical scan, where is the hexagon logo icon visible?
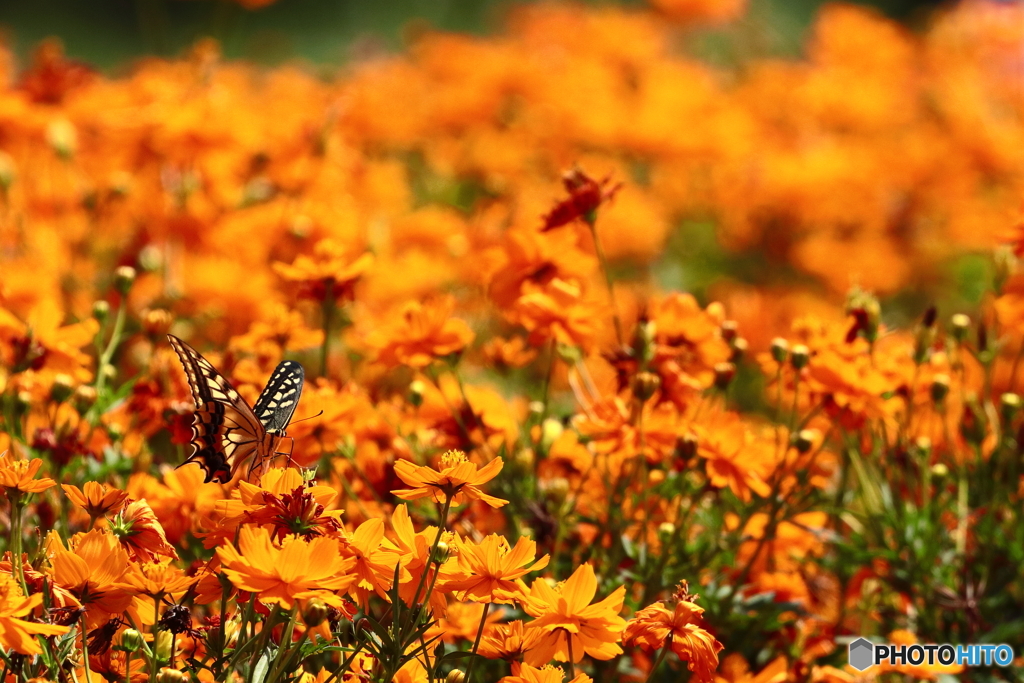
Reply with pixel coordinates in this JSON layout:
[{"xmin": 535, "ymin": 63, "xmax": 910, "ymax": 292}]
[{"xmin": 848, "ymin": 638, "xmax": 874, "ymax": 671}]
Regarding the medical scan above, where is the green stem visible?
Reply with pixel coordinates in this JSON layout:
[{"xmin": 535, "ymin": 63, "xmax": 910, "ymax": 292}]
[
  {"xmin": 587, "ymin": 222, "xmax": 622, "ymax": 346},
  {"xmin": 642, "ymin": 643, "xmax": 671, "ymax": 683},
  {"xmin": 7, "ymin": 492, "xmax": 27, "ymax": 594},
  {"xmin": 462, "ymin": 603, "xmax": 491, "ymax": 683},
  {"xmin": 93, "ymin": 296, "xmax": 128, "ymax": 403},
  {"xmin": 81, "ymin": 613, "xmax": 93, "ymax": 683}
]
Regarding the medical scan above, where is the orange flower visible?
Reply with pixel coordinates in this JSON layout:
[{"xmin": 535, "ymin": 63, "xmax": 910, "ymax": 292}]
[
  {"xmin": 715, "ymin": 654, "xmax": 789, "ymax": 683},
  {"xmin": 0, "ymin": 572, "xmax": 69, "ymax": 654},
  {"xmin": 339, "ymin": 517, "xmax": 403, "ymax": 606},
  {"xmin": 511, "ymin": 279, "xmax": 599, "ymax": 350},
  {"xmin": 0, "ymin": 300, "xmax": 99, "ymax": 383},
  {"xmin": 479, "ymin": 620, "xmax": 545, "ymax": 662},
  {"xmin": 217, "ymin": 526, "xmax": 357, "ymax": 609},
  {"xmin": 518, "ymin": 563, "xmax": 626, "ymax": 665},
  {"xmin": 387, "ymin": 504, "xmax": 457, "ymax": 616},
  {"xmin": 499, "ymin": 663, "xmax": 594, "ymax": 683},
  {"xmin": 392, "ymin": 450, "xmax": 508, "ymax": 508},
  {"xmin": 109, "ymin": 499, "xmax": 179, "ymax": 563},
  {"xmin": 46, "ymin": 529, "xmax": 135, "ymax": 620},
  {"xmin": 0, "ymin": 452, "xmax": 55, "ymax": 494},
  {"xmin": 481, "ymin": 336, "xmax": 539, "ymax": 370},
  {"xmin": 623, "ymin": 588, "xmax": 723, "ymax": 683},
  {"xmin": 427, "ymin": 601, "xmax": 503, "ymax": 644},
  {"xmin": 542, "ymin": 168, "xmax": 622, "ymax": 231},
  {"xmin": 224, "ymin": 469, "xmax": 344, "ymax": 542},
  {"xmin": 365, "ymin": 295, "xmax": 475, "ymax": 369},
  {"xmin": 117, "ymin": 561, "xmax": 195, "ymax": 600},
  {"xmin": 447, "ymin": 534, "xmax": 549, "ymax": 604},
  {"xmin": 62, "ymin": 482, "xmax": 129, "ymax": 519},
  {"xmin": 273, "ymin": 238, "xmax": 374, "ymax": 302}
]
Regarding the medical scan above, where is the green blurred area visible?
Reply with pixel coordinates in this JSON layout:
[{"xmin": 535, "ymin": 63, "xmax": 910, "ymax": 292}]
[{"xmin": 0, "ymin": 0, "xmax": 944, "ymax": 70}]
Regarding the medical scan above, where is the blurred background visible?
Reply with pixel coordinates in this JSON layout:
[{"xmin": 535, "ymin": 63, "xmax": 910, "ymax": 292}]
[{"xmin": 1, "ymin": 0, "xmax": 947, "ymax": 69}]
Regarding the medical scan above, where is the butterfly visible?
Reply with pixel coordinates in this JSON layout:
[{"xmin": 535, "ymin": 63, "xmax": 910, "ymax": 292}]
[{"xmin": 167, "ymin": 334, "xmax": 305, "ymax": 484}]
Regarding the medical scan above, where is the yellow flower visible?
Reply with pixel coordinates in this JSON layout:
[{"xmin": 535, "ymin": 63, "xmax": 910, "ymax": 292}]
[
  {"xmin": 217, "ymin": 526, "xmax": 357, "ymax": 609},
  {"xmin": 517, "ymin": 564, "xmax": 626, "ymax": 665},
  {"xmin": 0, "ymin": 452, "xmax": 55, "ymax": 494},
  {"xmin": 0, "ymin": 572, "xmax": 68, "ymax": 654},
  {"xmin": 447, "ymin": 534, "xmax": 548, "ymax": 604},
  {"xmin": 392, "ymin": 450, "xmax": 508, "ymax": 508}
]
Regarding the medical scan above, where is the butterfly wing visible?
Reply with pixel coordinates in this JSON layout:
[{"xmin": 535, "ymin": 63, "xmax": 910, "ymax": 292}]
[
  {"xmin": 167, "ymin": 335, "xmax": 267, "ymax": 483},
  {"xmin": 252, "ymin": 360, "xmax": 305, "ymax": 433}
]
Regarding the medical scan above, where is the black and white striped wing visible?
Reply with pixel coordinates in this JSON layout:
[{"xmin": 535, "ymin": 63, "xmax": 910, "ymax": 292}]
[
  {"xmin": 252, "ymin": 360, "xmax": 305, "ymax": 434},
  {"xmin": 168, "ymin": 334, "xmax": 267, "ymax": 484}
]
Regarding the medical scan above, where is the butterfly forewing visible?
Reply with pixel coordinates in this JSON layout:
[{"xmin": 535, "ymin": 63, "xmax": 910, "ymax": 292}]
[
  {"xmin": 252, "ymin": 360, "xmax": 305, "ymax": 433},
  {"xmin": 168, "ymin": 334, "xmax": 301, "ymax": 484}
]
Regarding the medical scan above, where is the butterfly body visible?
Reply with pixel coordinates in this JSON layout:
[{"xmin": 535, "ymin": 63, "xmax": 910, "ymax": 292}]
[{"xmin": 168, "ymin": 335, "xmax": 305, "ymax": 483}]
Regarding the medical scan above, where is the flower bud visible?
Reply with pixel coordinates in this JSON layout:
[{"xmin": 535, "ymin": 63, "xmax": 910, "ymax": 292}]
[
  {"xmin": 446, "ymin": 671, "xmax": 466, "ymax": 683},
  {"xmin": 15, "ymin": 390, "xmax": 32, "ymax": 411},
  {"xmin": 118, "ymin": 628, "xmax": 144, "ymax": 653},
  {"xmin": 770, "ymin": 338, "xmax": 789, "ymax": 364},
  {"xmin": 92, "ymin": 300, "xmax": 110, "ymax": 323},
  {"xmin": 713, "ymin": 362, "xmax": 735, "ymax": 390},
  {"xmin": 913, "ymin": 306, "xmax": 938, "ymax": 365},
  {"xmin": 513, "ymin": 448, "xmax": 535, "ymax": 470},
  {"xmin": 72, "ymin": 385, "xmax": 98, "ymax": 414},
  {"xmin": 930, "ymin": 462, "xmax": 949, "ymax": 478},
  {"xmin": 433, "ymin": 541, "xmax": 451, "ymax": 564},
  {"xmin": 914, "ymin": 436, "xmax": 932, "ymax": 456},
  {"xmin": 930, "ymin": 375, "xmax": 950, "ymax": 404},
  {"xmin": 542, "ymin": 477, "xmax": 570, "ymax": 503},
  {"xmin": 155, "ymin": 668, "xmax": 184, "ymax": 683},
  {"xmin": 302, "ymin": 598, "xmax": 329, "ymax": 628},
  {"xmin": 720, "ymin": 320, "xmax": 738, "ymax": 343},
  {"xmin": 138, "ymin": 244, "xmax": 162, "ymax": 272},
  {"xmin": 950, "ymin": 314, "xmax": 970, "ymax": 343},
  {"xmin": 675, "ymin": 433, "xmax": 697, "ymax": 462},
  {"xmin": 730, "ymin": 337, "xmax": 747, "ymax": 362},
  {"xmin": 142, "ymin": 309, "xmax": 173, "ymax": 337},
  {"xmin": 50, "ymin": 374, "xmax": 74, "ymax": 405},
  {"xmin": 0, "ymin": 151, "xmax": 15, "ymax": 190},
  {"xmin": 540, "ymin": 418, "xmax": 564, "ymax": 451},
  {"xmin": 632, "ymin": 371, "xmax": 661, "ymax": 401},
  {"xmin": 994, "ymin": 245, "xmax": 1017, "ymax": 289},
  {"xmin": 408, "ymin": 380, "xmax": 426, "ymax": 408},
  {"xmin": 790, "ymin": 345, "xmax": 810, "ymax": 370},
  {"xmin": 637, "ymin": 319, "xmax": 657, "ymax": 363},
  {"xmin": 114, "ymin": 266, "xmax": 137, "ymax": 296},
  {"xmin": 793, "ymin": 429, "xmax": 817, "ymax": 454},
  {"xmin": 46, "ymin": 119, "xmax": 77, "ymax": 159},
  {"xmin": 1001, "ymin": 392, "xmax": 1021, "ymax": 423},
  {"xmin": 528, "ymin": 401, "xmax": 545, "ymax": 418},
  {"xmin": 658, "ymin": 522, "xmax": 676, "ymax": 541}
]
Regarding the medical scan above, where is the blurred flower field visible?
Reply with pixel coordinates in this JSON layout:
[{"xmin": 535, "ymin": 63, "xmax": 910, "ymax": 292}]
[{"xmin": 0, "ymin": 1, "xmax": 1022, "ymax": 682}]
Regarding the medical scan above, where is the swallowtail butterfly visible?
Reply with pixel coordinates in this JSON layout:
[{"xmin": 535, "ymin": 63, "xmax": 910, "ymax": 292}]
[{"xmin": 168, "ymin": 334, "xmax": 305, "ymax": 483}]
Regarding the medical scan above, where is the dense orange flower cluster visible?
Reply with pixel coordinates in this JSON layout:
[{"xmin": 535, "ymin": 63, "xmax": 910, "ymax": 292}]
[{"xmin": 0, "ymin": 1, "xmax": 1021, "ymax": 682}]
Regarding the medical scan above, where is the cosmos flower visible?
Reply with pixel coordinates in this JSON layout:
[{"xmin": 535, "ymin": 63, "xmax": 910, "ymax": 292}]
[{"xmin": 392, "ymin": 450, "xmax": 508, "ymax": 508}]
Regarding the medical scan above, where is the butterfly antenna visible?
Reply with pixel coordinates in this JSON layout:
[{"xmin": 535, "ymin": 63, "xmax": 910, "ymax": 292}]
[{"xmin": 288, "ymin": 410, "xmax": 324, "ymax": 425}]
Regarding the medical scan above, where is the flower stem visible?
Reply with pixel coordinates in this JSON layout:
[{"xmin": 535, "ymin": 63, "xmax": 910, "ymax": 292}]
[
  {"xmin": 7, "ymin": 491, "xmax": 27, "ymax": 594},
  {"xmin": 587, "ymin": 222, "xmax": 623, "ymax": 346},
  {"xmin": 463, "ymin": 603, "xmax": 491, "ymax": 683},
  {"xmin": 642, "ymin": 642, "xmax": 671, "ymax": 683}
]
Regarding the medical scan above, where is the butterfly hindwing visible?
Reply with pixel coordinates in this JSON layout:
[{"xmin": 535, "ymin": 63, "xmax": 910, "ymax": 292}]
[
  {"xmin": 252, "ymin": 360, "xmax": 305, "ymax": 433},
  {"xmin": 168, "ymin": 334, "xmax": 295, "ymax": 484}
]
